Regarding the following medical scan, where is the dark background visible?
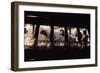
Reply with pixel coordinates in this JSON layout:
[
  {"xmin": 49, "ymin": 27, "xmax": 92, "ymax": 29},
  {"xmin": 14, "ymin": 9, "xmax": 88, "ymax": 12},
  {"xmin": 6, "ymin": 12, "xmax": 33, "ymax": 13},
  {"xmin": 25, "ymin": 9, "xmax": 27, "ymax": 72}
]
[{"xmin": 25, "ymin": 11, "xmax": 90, "ymax": 28}]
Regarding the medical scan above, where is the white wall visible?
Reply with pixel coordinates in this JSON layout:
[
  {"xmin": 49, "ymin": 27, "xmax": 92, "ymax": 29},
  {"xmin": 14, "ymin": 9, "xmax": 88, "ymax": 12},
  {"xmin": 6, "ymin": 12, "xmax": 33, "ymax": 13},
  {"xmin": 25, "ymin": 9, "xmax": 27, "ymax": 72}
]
[{"xmin": 0, "ymin": 0, "xmax": 99, "ymax": 73}]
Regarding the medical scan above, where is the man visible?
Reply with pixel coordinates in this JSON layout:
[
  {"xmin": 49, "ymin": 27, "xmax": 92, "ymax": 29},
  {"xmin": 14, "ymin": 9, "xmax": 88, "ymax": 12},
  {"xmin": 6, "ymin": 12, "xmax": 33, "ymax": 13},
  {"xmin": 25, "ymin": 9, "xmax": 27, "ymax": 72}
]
[
  {"xmin": 82, "ymin": 30, "xmax": 89, "ymax": 48},
  {"xmin": 59, "ymin": 29, "xmax": 65, "ymax": 46},
  {"xmin": 38, "ymin": 30, "xmax": 50, "ymax": 48}
]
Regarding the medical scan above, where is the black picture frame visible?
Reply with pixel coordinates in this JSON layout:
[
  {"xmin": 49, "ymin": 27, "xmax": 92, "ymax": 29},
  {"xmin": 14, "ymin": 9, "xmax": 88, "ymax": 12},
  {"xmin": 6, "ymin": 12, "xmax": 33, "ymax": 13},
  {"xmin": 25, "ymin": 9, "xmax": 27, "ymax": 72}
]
[{"xmin": 11, "ymin": 1, "xmax": 97, "ymax": 71}]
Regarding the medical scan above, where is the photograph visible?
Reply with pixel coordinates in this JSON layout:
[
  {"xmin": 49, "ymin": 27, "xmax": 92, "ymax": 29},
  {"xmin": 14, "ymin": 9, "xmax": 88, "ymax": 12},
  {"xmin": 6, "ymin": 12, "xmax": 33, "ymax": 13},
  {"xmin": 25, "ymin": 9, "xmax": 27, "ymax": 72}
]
[
  {"xmin": 11, "ymin": 1, "xmax": 97, "ymax": 71},
  {"xmin": 24, "ymin": 11, "xmax": 90, "ymax": 61}
]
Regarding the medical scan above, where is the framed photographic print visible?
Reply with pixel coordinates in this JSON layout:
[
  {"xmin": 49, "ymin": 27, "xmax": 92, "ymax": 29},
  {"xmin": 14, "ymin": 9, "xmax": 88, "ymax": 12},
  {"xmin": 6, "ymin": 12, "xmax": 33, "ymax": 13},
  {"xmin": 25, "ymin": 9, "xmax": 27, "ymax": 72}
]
[{"xmin": 11, "ymin": 1, "xmax": 97, "ymax": 71}]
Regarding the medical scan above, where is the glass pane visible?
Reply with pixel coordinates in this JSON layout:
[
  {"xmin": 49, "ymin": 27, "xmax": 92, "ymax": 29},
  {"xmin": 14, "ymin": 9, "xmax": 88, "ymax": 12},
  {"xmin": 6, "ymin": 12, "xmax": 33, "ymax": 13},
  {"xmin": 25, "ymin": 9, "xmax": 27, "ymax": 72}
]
[
  {"xmin": 54, "ymin": 26, "xmax": 65, "ymax": 46},
  {"xmin": 68, "ymin": 27, "xmax": 78, "ymax": 47},
  {"xmin": 37, "ymin": 25, "xmax": 51, "ymax": 48},
  {"xmin": 79, "ymin": 28, "xmax": 90, "ymax": 48},
  {"xmin": 24, "ymin": 23, "xmax": 36, "ymax": 49}
]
